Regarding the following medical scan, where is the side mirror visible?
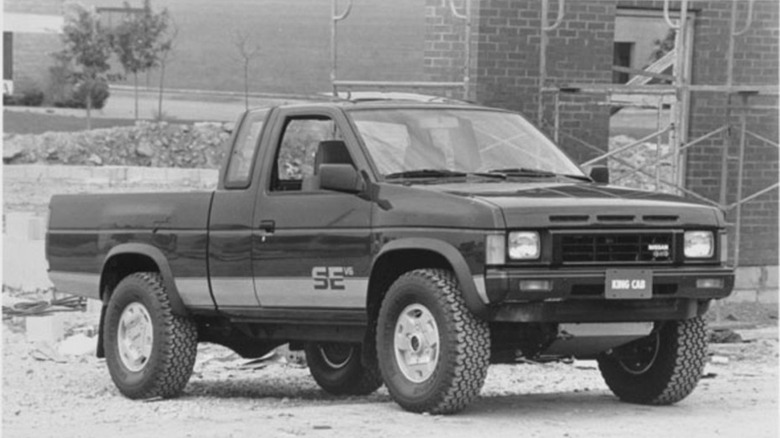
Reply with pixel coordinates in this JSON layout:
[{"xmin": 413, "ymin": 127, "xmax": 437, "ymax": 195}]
[
  {"xmin": 319, "ymin": 163, "xmax": 365, "ymax": 194},
  {"xmin": 589, "ymin": 165, "xmax": 609, "ymax": 184}
]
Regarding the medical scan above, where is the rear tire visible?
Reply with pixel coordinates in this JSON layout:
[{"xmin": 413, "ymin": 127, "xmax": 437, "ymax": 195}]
[
  {"xmin": 304, "ymin": 342, "xmax": 382, "ymax": 396},
  {"xmin": 104, "ymin": 272, "xmax": 198, "ymax": 399},
  {"xmin": 376, "ymin": 269, "xmax": 490, "ymax": 414},
  {"xmin": 597, "ymin": 317, "xmax": 707, "ymax": 405}
]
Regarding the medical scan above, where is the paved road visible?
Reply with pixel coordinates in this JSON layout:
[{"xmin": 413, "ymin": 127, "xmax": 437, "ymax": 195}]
[{"xmin": 4, "ymin": 87, "xmax": 309, "ymax": 123}]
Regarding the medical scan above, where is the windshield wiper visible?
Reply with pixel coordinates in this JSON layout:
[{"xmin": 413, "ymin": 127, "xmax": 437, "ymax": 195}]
[
  {"xmin": 385, "ymin": 169, "xmax": 468, "ymax": 179},
  {"xmin": 485, "ymin": 167, "xmax": 557, "ymax": 177},
  {"xmin": 485, "ymin": 168, "xmax": 591, "ymax": 182}
]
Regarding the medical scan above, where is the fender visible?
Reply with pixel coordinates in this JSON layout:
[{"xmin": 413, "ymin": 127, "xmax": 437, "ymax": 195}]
[
  {"xmin": 101, "ymin": 243, "xmax": 188, "ymax": 316},
  {"xmin": 373, "ymin": 238, "xmax": 489, "ymax": 319}
]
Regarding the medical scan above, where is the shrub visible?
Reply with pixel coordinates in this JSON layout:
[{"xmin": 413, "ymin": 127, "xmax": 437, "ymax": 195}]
[
  {"xmin": 3, "ymin": 86, "xmax": 45, "ymax": 107},
  {"xmin": 19, "ymin": 88, "xmax": 45, "ymax": 106},
  {"xmin": 53, "ymin": 80, "xmax": 110, "ymax": 110}
]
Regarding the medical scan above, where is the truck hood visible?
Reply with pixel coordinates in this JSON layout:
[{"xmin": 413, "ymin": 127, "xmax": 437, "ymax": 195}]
[{"xmin": 416, "ymin": 181, "xmax": 724, "ymax": 228}]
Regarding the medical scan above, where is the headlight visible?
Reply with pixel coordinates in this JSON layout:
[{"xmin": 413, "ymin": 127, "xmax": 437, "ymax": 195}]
[
  {"xmin": 684, "ymin": 231, "xmax": 714, "ymax": 258},
  {"xmin": 508, "ymin": 231, "xmax": 540, "ymax": 260}
]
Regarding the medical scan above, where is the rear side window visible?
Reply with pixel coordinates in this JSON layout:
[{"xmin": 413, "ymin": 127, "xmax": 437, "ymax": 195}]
[{"xmin": 225, "ymin": 110, "xmax": 268, "ymax": 188}]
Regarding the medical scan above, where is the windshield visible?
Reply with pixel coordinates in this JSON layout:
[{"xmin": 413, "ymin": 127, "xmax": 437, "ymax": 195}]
[{"xmin": 348, "ymin": 108, "xmax": 584, "ymax": 179}]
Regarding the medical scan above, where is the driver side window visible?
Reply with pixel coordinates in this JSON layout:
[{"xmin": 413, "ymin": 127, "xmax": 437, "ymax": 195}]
[{"xmin": 271, "ymin": 116, "xmax": 343, "ymax": 192}]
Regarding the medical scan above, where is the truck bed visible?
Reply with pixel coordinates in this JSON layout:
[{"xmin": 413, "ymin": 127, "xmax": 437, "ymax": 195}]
[{"xmin": 47, "ymin": 191, "xmax": 214, "ymax": 301}]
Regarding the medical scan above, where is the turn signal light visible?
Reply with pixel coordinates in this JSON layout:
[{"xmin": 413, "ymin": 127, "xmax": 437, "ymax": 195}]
[
  {"xmin": 519, "ymin": 280, "xmax": 552, "ymax": 291},
  {"xmin": 696, "ymin": 279, "xmax": 723, "ymax": 289}
]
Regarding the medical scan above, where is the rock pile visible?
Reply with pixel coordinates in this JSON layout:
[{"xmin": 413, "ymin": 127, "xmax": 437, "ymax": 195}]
[{"xmin": 3, "ymin": 121, "xmax": 233, "ymax": 169}]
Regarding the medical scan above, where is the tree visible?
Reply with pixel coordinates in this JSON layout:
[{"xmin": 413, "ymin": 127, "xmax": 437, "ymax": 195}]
[
  {"xmin": 59, "ymin": 3, "xmax": 113, "ymax": 129},
  {"xmin": 232, "ymin": 29, "xmax": 261, "ymax": 110},
  {"xmin": 156, "ymin": 21, "xmax": 178, "ymax": 120},
  {"xmin": 113, "ymin": 0, "xmax": 170, "ymax": 120}
]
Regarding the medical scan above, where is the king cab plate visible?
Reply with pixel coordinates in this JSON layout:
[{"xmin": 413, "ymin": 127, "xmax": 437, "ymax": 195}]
[{"xmin": 605, "ymin": 269, "xmax": 652, "ymax": 300}]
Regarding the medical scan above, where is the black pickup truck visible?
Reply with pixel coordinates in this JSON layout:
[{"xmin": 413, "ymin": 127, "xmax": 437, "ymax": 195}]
[{"xmin": 47, "ymin": 96, "xmax": 733, "ymax": 414}]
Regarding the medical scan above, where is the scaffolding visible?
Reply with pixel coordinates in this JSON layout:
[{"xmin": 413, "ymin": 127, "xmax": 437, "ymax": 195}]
[
  {"xmin": 329, "ymin": 0, "xmax": 472, "ymax": 99},
  {"xmin": 326, "ymin": 0, "xmax": 778, "ymax": 271},
  {"xmin": 538, "ymin": 0, "xmax": 779, "ymax": 271}
]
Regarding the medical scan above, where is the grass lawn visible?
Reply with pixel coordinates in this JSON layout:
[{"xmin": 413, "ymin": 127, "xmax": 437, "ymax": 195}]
[{"xmin": 3, "ymin": 110, "xmax": 138, "ymax": 135}]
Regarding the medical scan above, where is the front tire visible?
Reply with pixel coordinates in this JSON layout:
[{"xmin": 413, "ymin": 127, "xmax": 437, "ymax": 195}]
[
  {"xmin": 304, "ymin": 342, "xmax": 382, "ymax": 395},
  {"xmin": 376, "ymin": 269, "xmax": 490, "ymax": 414},
  {"xmin": 597, "ymin": 317, "xmax": 708, "ymax": 405},
  {"xmin": 104, "ymin": 272, "xmax": 198, "ymax": 399}
]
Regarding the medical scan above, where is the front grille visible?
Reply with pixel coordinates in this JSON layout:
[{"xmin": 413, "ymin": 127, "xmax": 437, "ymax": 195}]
[{"xmin": 559, "ymin": 232, "xmax": 674, "ymax": 264}]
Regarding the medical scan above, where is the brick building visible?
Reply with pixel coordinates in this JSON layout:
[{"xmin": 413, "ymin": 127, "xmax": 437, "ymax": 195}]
[
  {"xmin": 3, "ymin": 0, "xmax": 64, "ymax": 94},
  {"xmin": 425, "ymin": 0, "xmax": 778, "ymax": 267}
]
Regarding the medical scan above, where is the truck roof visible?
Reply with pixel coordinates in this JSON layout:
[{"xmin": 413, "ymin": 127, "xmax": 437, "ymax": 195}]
[{"xmin": 248, "ymin": 91, "xmax": 502, "ymax": 113}]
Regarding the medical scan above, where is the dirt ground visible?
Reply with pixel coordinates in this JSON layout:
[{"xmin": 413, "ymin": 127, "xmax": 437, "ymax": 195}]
[
  {"xmin": 2, "ymin": 305, "xmax": 777, "ymax": 438},
  {"xmin": 3, "ymin": 166, "xmax": 779, "ymax": 437}
]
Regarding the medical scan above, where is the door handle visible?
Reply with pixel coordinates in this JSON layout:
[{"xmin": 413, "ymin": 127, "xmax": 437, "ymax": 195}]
[{"xmin": 259, "ymin": 220, "xmax": 276, "ymax": 233}]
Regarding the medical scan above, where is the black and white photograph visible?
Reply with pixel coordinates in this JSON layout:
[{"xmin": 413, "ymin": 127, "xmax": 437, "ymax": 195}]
[{"xmin": 2, "ymin": 0, "xmax": 778, "ymax": 436}]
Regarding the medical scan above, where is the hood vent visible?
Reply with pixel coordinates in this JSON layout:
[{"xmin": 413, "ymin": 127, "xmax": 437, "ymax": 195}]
[
  {"xmin": 596, "ymin": 215, "xmax": 635, "ymax": 222},
  {"xmin": 550, "ymin": 215, "xmax": 589, "ymax": 223},
  {"xmin": 643, "ymin": 215, "xmax": 679, "ymax": 222}
]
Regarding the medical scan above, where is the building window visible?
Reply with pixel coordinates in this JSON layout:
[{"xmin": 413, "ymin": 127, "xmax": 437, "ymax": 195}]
[{"xmin": 613, "ymin": 42, "xmax": 633, "ymax": 84}]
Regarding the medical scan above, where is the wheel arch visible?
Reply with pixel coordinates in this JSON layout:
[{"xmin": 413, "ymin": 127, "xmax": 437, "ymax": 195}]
[
  {"xmin": 367, "ymin": 238, "xmax": 489, "ymax": 323},
  {"xmin": 100, "ymin": 243, "xmax": 187, "ymax": 316}
]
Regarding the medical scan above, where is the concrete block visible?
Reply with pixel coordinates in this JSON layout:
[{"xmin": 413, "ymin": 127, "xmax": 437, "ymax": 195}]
[
  {"xmin": 86, "ymin": 298, "xmax": 103, "ymax": 317},
  {"xmin": 19, "ymin": 166, "xmax": 44, "ymax": 180},
  {"xmin": 85, "ymin": 176, "xmax": 110, "ymax": 185},
  {"xmin": 725, "ymin": 289, "xmax": 759, "ymax": 303},
  {"xmin": 757, "ymin": 288, "xmax": 779, "ymax": 303},
  {"xmin": 57, "ymin": 333, "xmax": 96, "ymax": 356},
  {"xmin": 25, "ymin": 314, "xmax": 65, "ymax": 344},
  {"xmin": 5, "ymin": 212, "xmax": 36, "ymax": 240},
  {"xmin": 766, "ymin": 266, "xmax": 778, "ymax": 289},
  {"xmin": 2, "ymin": 239, "xmax": 53, "ymax": 290},
  {"xmin": 735, "ymin": 267, "xmax": 762, "ymax": 290},
  {"xmin": 70, "ymin": 167, "xmax": 91, "ymax": 181},
  {"xmin": 107, "ymin": 166, "xmax": 127, "ymax": 184},
  {"xmin": 200, "ymin": 169, "xmax": 218, "ymax": 185},
  {"xmin": 49, "ymin": 166, "xmax": 69, "ymax": 179},
  {"xmin": 126, "ymin": 167, "xmax": 144, "ymax": 183},
  {"xmin": 5, "ymin": 164, "xmax": 217, "ymax": 188},
  {"xmin": 5, "ymin": 212, "xmax": 45, "ymax": 240}
]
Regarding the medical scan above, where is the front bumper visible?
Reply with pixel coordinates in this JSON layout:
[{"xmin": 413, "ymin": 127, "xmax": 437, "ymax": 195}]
[{"xmin": 485, "ymin": 266, "xmax": 734, "ymax": 323}]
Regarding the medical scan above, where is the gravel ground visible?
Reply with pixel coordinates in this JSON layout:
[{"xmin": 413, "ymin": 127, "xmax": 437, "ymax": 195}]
[{"xmin": 2, "ymin": 308, "xmax": 777, "ymax": 438}]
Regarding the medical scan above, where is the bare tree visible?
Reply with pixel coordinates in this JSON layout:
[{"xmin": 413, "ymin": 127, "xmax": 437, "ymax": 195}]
[
  {"xmin": 157, "ymin": 22, "xmax": 179, "ymax": 120},
  {"xmin": 114, "ymin": 0, "xmax": 171, "ymax": 120},
  {"xmin": 232, "ymin": 29, "xmax": 261, "ymax": 110}
]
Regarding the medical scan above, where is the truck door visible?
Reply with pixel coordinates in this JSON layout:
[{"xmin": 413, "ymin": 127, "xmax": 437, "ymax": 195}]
[
  {"xmin": 208, "ymin": 109, "xmax": 269, "ymax": 310},
  {"xmin": 251, "ymin": 108, "xmax": 372, "ymax": 312}
]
